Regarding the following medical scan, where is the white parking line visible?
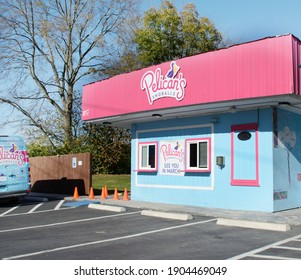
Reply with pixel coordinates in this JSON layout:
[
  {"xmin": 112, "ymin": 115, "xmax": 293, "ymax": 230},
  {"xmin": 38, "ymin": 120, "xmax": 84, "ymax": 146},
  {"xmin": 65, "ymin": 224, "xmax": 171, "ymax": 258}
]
[
  {"xmin": 3, "ymin": 218, "xmax": 217, "ymax": 260},
  {"xmin": 0, "ymin": 206, "xmax": 72, "ymax": 217},
  {"xmin": 0, "ymin": 211, "xmax": 141, "ymax": 233},
  {"xmin": 1, "ymin": 200, "xmax": 70, "ymax": 217},
  {"xmin": 252, "ymin": 254, "xmax": 297, "ymax": 260},
  {"xmin": 275, "ymin": 245, "xmax": 301, "ymax": 251},
  {"xmin": 54, "ymin": 200, "xmax": 65, "ymax": 210},
  {"xmin": 229, "ymin": 233, "xmax": 301, "ymax": 260},
  {"xmin": 0, "ymin": 206, "xmax": 19, "ymax": 217},
  {"xmin": 27, "ymin": 203, "xmax": 43, "ymax": 213}
]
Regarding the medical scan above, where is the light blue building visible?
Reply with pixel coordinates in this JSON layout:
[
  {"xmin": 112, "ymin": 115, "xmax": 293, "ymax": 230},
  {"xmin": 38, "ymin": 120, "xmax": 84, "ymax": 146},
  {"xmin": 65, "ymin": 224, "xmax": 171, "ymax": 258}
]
[
  {"xmin": 83, "ymin": 35, "xmax": 301, "ymax": 212},
  {"xmin": 131, "ymin": 107, "xmax": 301, "ymax": 212}
]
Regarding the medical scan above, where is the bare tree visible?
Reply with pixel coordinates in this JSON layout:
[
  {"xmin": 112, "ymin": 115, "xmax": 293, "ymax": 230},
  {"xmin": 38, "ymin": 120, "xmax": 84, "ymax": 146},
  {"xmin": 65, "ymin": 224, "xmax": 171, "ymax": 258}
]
[{"xmin": 0, "ymin": 0, "xmax": 139, "ymax": 146}]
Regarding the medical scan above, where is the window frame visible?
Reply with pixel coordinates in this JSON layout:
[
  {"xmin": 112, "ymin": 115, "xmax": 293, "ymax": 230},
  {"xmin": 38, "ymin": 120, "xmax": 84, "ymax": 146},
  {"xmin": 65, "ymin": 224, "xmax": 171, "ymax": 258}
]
[
  {"xmin": 185, "ymin": 138, "xmax": 211, "ymax": 172},
  {"xmin": 230, "ymin": 123, "xmax": 259, "ymax": 186},
  {"xmin": 137, "ymin": 141, "xmax": 158, "ymax": 172}
]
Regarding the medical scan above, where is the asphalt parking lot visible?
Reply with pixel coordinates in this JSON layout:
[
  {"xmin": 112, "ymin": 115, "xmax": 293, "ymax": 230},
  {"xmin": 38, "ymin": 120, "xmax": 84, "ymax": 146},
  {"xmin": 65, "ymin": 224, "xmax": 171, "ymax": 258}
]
[{"xmin": 1, "ymin": 195, "xmax": 301, "ymax": 260}]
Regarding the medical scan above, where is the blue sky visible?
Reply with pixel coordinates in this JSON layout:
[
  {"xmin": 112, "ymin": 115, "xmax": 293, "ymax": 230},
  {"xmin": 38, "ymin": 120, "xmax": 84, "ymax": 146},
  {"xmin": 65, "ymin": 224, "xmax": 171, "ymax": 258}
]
[
  {"xmin": 143, "ymin": 0, "xmax": 301, "ymax": 43},
  {"xmin": 1, "ymin": 0, "xmax": 301, "ymax": 137}
]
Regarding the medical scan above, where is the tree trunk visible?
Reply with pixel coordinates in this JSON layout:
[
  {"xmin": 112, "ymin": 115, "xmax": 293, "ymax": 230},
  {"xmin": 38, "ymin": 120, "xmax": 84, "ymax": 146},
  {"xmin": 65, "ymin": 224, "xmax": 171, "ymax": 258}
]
[{"xmin": 64, "ymin": 85, "xmax": 74, "ymax": 145}]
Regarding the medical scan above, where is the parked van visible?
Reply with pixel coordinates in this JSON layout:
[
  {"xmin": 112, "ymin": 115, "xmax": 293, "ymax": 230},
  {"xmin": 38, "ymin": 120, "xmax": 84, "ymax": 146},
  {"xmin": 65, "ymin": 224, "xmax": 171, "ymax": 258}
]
[{"xmin": 0, "ymin": 136, "xmax": 31, "ymax": 200}]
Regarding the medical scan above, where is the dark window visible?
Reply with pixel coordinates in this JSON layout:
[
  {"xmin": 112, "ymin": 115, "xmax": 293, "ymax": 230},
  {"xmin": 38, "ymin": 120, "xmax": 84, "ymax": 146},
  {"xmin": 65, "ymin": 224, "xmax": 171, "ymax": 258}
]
[
  {"xmin": 186, "ymin": 139, "xmax": 210, "ymax": 171},
  {"xmin": 148, "ymin": 145, "xmax": 156, "ymax": 168},
  {"xmin": 189, "ymin": 143, "xmax": 198, "ymax": 167}
]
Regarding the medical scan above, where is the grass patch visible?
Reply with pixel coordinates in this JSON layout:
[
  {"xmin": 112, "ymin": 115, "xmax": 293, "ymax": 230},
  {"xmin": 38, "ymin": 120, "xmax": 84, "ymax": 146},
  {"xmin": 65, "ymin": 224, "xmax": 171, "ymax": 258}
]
[{"xmin": 92, "ymin": 174, "xmax": 130, "ymax": 192}]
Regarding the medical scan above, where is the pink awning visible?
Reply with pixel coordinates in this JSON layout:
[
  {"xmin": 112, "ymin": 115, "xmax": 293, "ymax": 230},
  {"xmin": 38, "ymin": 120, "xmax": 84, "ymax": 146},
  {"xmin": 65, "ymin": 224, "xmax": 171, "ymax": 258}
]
[{"xmin": 82, "ymin": 34, "xmax": 301, "ymax": 126}]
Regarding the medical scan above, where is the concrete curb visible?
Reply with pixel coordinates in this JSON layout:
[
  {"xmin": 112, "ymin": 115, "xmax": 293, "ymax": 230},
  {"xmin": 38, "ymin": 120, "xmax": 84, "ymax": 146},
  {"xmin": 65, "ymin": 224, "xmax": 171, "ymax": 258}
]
[
  {"xmin": 88, "ymin": 203, "xmax": 126, "ymax": 212},
  {"xmin": 60, "ymin": 195, "xmax": 301, "ymax": 227},
  {"xmin": 141, "ymin": 209, "xmax": 193, "ymax": 221},
  {"xmin": 216, "ymin": 218, "xmax": 291, "ymax": 232}
]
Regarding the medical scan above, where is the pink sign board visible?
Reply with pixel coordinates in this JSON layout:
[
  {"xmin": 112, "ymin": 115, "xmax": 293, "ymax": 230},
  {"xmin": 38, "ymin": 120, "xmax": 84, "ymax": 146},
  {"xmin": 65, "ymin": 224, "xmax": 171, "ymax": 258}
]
[
  {"xmin": 82, "ymin": 34, "xmax": 300, "ymax": 122},
  {"xmin": 140, "ymin": 61, "xmax": 187, "ymax": 105},
  {"xmin": 159, "ymin": 140, "xmax": 185, "ymax": 176}
]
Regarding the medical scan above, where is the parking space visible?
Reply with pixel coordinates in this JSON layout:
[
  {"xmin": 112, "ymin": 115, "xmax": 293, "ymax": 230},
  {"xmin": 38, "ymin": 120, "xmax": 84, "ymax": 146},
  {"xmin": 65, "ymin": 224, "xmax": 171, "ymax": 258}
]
[
  {"xmin": 0, "ymin": 198, "xmax": 69, "ymax": 217},
  {"xmin": 231, "ymin": 233, "xmax": 301, "ymax": 260},
  {"xmin": 1, "ymin": 198, "xmax": 301, "ymax": 260}
]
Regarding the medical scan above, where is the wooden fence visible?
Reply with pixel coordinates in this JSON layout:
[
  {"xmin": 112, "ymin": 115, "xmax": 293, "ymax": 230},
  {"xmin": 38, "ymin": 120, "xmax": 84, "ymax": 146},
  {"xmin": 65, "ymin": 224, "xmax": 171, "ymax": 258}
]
[{"xmin": 29, "ymin": 153, "xmax": 92, "ymax": 195}]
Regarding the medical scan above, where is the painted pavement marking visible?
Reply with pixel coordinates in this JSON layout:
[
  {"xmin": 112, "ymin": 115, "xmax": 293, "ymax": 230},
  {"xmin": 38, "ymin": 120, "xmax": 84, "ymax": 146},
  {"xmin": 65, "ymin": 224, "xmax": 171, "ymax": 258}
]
[
  {"xmin": 229, "ymin": 233, "xmax": 301, "ymax": 260},
  {"xmin": 0, "ymin": 206, "xmax": 19, "ymax": 217},
  {"xmin": 0, "ymin": 211, "xmax": 141, "ymax": 234},
  {"xmin": 3, "ymin": 218, "xmax": 217, "ymax": 260},
  {"xmin": 0, "ymin": 199, "xmax": 76, "ymax": 217},
  {"xmin": 249, "ymin": 254, "xmax": 297, "ymax": 260},
  {"xmin": 0, "ymin": 207, "xmax": 72, "ymax": 217},
  {"xmin": 27, "ymin": 203, "xmax": 43, "ymax": 213},
  {"xmin": 54, "ymin": 200, "xmax": 66, "ymax": 210}
]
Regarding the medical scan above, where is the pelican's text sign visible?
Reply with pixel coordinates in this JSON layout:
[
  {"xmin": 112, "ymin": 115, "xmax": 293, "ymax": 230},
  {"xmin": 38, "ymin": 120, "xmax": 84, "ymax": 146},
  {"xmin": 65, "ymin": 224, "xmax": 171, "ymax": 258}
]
[
  {"xmin": 0, "ymin": 144, "xmax": 27, "ymax": 167},
  {"xmin": 140, "ymin": 61, "xmax": 187, "ymax": 105},
  {"xmin": 159, "ymin": 140, "xmax": 185, "ymax": 176}
]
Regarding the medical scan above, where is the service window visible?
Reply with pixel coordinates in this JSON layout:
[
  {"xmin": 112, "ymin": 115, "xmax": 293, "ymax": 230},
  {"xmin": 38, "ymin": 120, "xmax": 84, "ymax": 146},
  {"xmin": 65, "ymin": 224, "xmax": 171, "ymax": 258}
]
[
  {"xmin": 185, "ymin": 138, "xmax": 211, "ymax": 172},
  {"xmin": 138, "ymin": 142, "xmax": 158, "ymax": 172}
]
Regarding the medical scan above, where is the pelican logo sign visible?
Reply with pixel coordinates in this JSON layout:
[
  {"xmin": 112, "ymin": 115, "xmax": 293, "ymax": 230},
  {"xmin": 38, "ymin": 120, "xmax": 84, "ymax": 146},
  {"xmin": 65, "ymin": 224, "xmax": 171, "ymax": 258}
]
[
  {"xmin": 140, "ymin": 61, "xmax": 187, "ymax": 105},
  {"xmin": 0, "ymin": 144, "xmax": 26, "ymax": 166}
]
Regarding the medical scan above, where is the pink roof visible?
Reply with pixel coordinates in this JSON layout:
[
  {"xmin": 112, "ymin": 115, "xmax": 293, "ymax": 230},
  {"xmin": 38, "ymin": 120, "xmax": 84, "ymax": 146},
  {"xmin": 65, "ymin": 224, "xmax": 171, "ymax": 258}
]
[{"xmin": 82, "ymin": 34, "xmax": 301, "ymax": 124}]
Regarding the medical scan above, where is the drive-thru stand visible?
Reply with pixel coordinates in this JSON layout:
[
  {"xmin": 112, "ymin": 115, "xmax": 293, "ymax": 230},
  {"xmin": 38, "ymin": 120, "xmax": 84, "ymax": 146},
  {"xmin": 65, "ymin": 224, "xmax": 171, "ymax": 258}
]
[{"xmin": 82, "ymin": 34, "xmax": 301, "ymax": 213}]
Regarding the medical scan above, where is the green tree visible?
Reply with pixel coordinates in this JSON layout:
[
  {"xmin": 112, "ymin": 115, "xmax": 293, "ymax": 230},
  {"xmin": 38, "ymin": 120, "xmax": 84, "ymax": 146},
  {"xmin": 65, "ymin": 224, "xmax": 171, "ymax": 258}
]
[
  {"xmin": 81, "ymin": 124, "xmax": 131, "ymax": 174},
  {"xmin": 180, "ymin": 3, "xmax": 222, "ymax": 57},
  {"xmin": 134, "ymin": 0, "xmax": 222, "ymax": 67},
  {"xmin": 101, "ymin": 15, "xmax": 142, "ymax": 77},
  {"xmin": 27, "ymin": 123, "xmax": 131, "ymax": 174}
]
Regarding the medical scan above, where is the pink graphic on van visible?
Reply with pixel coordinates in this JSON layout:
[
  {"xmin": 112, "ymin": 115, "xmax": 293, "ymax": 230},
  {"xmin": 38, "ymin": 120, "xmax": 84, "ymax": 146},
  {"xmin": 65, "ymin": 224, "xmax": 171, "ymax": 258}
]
[
  {"xmin": 9, "ymin": 143, "xmax": 18, "ymax": 153},
  {"xmin": 140, "ymin": 61, "xmax": 187, "ymax": 105},
  {"xmin": 0, "ymin": 145, "xmax": 26, "ymax": 166}
]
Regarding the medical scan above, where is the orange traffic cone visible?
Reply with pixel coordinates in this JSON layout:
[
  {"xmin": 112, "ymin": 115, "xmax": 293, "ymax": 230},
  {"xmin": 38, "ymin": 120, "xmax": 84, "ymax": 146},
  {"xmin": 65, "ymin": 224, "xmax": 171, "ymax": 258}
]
[
  {"xmin": 89, "ymin": 187, "xmax": 95, "ymax": 199},
  {"xmin": 123, "ymin": 188, "xmax": 129, "ymax": 201},
  {"xmin": 113, "ymin": 187, "xmax": 119, "ymax": 200},
  {"xmin": 73, "ymin": 186, "xmax": 79, "ymax": 199},
  {"xmin": 100, "ymin": 187, "xmax": 107, "ymax": 199},
  {"xmin": 104, "ymin": 185, "xmax": 108, "ymax": 197}
]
